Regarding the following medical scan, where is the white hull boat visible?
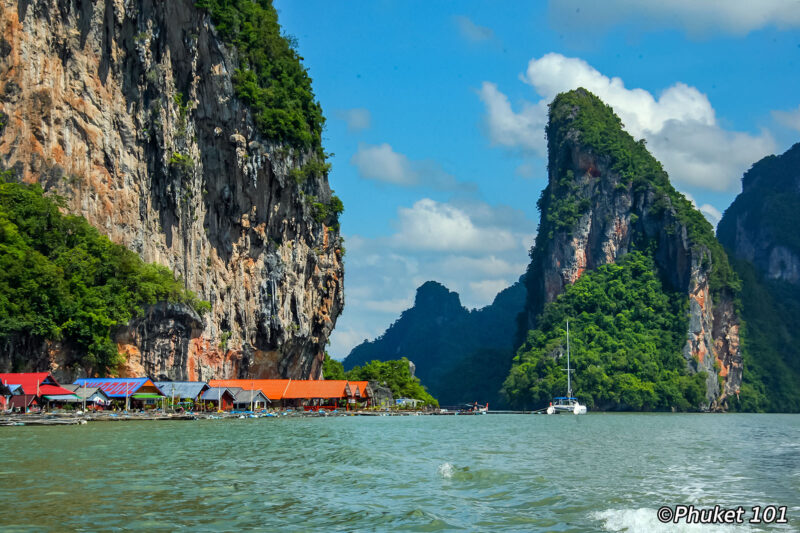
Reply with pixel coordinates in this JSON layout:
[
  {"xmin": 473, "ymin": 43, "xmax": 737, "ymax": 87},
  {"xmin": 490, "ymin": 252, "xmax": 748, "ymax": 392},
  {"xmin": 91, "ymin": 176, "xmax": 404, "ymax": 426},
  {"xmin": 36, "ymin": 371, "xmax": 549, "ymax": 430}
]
[{"xmin": 547, "ymin": 320, "xmax": 587, "ymax": 415}]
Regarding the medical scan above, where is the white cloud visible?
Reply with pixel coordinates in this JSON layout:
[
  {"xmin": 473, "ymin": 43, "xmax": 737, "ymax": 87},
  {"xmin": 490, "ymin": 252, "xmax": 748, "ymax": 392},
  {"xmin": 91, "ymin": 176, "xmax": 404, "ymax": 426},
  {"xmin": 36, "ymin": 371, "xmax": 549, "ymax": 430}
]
[
  {"xmin": 549, "ymin": 0, "xmax": 800, "ymax": 37},
  {"xmin": 437, "ymin": 255, "xmax": 527, "ymax": 277},
  {"xmin": 469, "ymin": 279, "xmax": 515, "ymax": 303},
  {"xmin": 515, "ymin": 162, "xmax": 538, "ymax": 179},
  {"xmin": 362, "ymin": 297, "xmax": 415, "ymax": 314},
  {"xmin": 453, "ymin": 15, "xmax": 495, "ymax": 42},
  {"xmin": 772, "ymin": 105, "xmax": 800, "ymax": 132},
  {"xmin": 336, "ymin": 108, "xmax": 371, "ymax": 132},
  {"xmin": 390, "ymin": 198, "xmax": 518, "ymax": 252},
  {"xmin": 478, "ymin": 82, "xmax": 547, "ymax": 154},
  {"xmin": 350, "ymin": 143, "xmax": 473, "ymax": 191},
  {"xmin": 351, "ymin": 143, "xmax": 416, "ymax": 185},
  {"xmin": 698, "ymin": 204, "xmax": 722, "ymax": 227},
  {"xmin": 479, "ymin": 53, "xmax": 776, "ymax": 191}
]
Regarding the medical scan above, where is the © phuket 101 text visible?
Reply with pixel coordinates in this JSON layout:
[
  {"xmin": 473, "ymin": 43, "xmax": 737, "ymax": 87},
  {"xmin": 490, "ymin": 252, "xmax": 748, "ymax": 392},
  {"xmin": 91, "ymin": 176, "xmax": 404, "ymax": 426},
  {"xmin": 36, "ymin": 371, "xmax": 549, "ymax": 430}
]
[{"xmin": 657, "ymin": 505, "xmax": 788, "ymax": 525}]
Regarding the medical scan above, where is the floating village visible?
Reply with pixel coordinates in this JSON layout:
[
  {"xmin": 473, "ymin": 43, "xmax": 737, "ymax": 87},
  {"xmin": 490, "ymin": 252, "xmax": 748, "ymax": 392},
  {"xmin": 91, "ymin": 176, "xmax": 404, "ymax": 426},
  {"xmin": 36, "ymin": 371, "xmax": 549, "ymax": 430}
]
[{"xmin": 0, "ymin": 372, "xmax": 456, "ymax": 426}]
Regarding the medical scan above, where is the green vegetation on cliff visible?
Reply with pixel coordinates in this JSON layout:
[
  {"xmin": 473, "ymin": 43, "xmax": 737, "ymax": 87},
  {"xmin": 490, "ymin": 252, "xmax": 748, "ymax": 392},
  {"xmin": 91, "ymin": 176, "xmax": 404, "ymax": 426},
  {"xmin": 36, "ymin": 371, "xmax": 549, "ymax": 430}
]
[
  {"xmin": 196, "ymin": 0, "xmax": 343, "ymax": 229},
  {"xmin": 195, "ymin": 0, "xmax": 324, "ymax": 153},
  {"xmin": 346, "ymin": 358, "xmax": 439, "ymax": 407},
  {"xmin": 727, "ymin": 260, "xmax": 800, "ymax": 412},
  {"xmin": 505, "ymin": 252, "xmax": 706, "ymax": 411},
  {"xmin": 0, "ymin": 175, "xmax": 209, "ymax": 374},
  {"xmin": 322, "ymin": 352, "xmax": 346, "ymax": 380},
  {"xmin": 324, "ymin": 353, "xmax": 438, "ymax": 406},
  {"xmin": 541, "ymin": 89, "xmax": 739, "ymax": 299}
]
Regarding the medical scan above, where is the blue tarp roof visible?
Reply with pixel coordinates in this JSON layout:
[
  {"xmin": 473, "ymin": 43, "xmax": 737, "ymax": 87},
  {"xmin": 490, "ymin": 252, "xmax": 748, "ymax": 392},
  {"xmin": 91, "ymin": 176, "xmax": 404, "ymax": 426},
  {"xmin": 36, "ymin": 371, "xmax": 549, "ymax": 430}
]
[
  {"xmin": 154, "ymin": 381, "xmax": 209, "ymax": 400},
  {"xmin": 554, "ymin": 397, "xmax": 578, "ymax": 400}
]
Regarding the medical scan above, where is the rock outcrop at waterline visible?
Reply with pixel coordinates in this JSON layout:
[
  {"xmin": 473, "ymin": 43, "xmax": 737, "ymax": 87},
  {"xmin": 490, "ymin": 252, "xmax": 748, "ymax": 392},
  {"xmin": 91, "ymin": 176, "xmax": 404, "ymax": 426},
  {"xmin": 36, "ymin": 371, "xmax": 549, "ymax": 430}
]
[
  {"xmin": 521, "ymin": 88, "xmax": 741, "ymax": 409},
  {"xmin": 0, "ymin": 0, "xmax": 343, "ymax": 380}
]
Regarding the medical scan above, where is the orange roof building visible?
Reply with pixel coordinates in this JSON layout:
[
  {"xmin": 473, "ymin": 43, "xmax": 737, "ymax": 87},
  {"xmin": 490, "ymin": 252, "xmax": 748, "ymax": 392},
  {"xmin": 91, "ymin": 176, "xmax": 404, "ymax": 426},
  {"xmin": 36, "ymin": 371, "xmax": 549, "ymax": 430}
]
[{"xmin": 206, "ymin": 379, "xmax": 373, "ymax": 409}]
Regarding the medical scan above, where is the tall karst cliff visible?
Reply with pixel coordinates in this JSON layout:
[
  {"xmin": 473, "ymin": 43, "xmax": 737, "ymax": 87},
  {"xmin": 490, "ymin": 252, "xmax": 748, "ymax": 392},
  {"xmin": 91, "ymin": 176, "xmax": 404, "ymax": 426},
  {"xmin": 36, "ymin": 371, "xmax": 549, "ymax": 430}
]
[
  {"xmin": 717, "ymin": 143, "xmax": 800, "ymax": 412},
  {"xmin": 718, "ymin": 143, "xmax": 800, "ymax": 283},
  {"xmin": 0, "ymin": 0, "xmax": 343, "ymax": 380},
  {"xmin": 518, "ymin": 89, "xmax": 741, "ymax": 409}
]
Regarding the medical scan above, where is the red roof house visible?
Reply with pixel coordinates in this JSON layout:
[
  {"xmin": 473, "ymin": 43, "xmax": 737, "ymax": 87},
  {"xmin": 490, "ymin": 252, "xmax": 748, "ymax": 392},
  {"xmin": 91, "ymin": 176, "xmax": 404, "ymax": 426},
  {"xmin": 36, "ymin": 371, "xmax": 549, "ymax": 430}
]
[{"xmin": 0, "ymin": 373, "xmax": 77, "ymax": 397}]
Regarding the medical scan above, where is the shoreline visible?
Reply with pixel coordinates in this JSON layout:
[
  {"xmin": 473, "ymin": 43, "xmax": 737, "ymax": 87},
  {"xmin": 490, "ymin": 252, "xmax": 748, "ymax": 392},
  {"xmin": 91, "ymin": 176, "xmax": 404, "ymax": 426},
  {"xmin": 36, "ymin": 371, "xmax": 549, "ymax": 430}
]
[{"xmin": 0, "ymin": 409, "xmax": 507, "ymax": 426}]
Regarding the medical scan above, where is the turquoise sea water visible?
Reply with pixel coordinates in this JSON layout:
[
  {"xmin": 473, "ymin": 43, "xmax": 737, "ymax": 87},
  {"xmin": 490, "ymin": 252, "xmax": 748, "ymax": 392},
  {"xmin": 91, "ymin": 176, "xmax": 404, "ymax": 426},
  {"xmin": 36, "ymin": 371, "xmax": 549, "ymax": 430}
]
[{"xmin": 1, "ymin": 414, "xmax": 798, "ymax": 532}]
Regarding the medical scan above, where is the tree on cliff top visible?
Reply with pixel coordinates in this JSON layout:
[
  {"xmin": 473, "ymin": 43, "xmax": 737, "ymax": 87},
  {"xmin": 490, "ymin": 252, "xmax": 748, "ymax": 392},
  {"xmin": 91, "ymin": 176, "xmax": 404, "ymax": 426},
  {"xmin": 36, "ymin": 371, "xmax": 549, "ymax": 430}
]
[
  {"xmin": 196, "ymin": 0, "xmax": 325, "ymax": 154},
  {"xmin": 0, "ymin": 173, "xmax": 209, "ymax": 375}
]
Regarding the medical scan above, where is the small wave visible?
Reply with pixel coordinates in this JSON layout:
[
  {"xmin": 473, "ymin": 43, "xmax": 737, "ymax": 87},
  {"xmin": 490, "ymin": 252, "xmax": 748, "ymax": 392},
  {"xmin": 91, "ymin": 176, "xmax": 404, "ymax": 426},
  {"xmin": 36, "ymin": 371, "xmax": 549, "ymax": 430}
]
[
  {"xmin": 593, "ymin": 508, "xmax": 753, "ymax": 533},
  {"xmin": 437, "ymin": 462, "xmax": 455, "ymax": 479}
]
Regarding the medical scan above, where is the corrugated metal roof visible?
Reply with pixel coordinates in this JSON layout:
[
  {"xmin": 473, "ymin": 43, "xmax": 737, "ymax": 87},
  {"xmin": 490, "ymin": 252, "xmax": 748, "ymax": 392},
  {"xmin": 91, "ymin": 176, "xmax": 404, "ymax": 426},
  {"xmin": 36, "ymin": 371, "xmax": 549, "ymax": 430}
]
[
  {"xmin": 73, "ymin": 378, "xmax": 159, "ymax": 398},
  {"xmin": 232, "ymin": 389, "xmax": 270, "ymax": 404},
  {"xmin": 154, "ymin": 381, "xmax": 209, "ymax": 400},
  {"xmin": 200, "ymin": 387, "xmax": 235, "ymax": 401},
  {"xmin": 44, "ymin": 394, "xmax": 79, "ymax": 401}
]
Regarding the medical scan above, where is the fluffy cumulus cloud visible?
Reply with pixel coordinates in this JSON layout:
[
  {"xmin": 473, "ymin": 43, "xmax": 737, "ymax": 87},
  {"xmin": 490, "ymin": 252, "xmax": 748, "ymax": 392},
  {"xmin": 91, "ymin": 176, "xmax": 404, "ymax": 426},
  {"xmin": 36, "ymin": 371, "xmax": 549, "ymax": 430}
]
[
  {"xmin": 327, "ymin": 199, "xmax": 536, "ymax": 358},
  {"xmin": 772, "ymin": 105, "xmax": 800, "ymax": 132},
  {"xmin": 336, "ymin": 108, "xmax": 371, "ymax": 132},
  {"xmin": 479, "ymin": 53, "xmax": 776, "ymax": 191},
  {"xmin": 350, "ymin": 143, "xmax": 472, "ymax": 191},
  {"xmin": 390, "ymin": 199, "xmax": 519, "ymax": 252},
  {"xmin": 453, "ymin": 15, "xmax": 495, "ymax": 42},
  {"xmin": 549, "ymin": 0, "xmax": 800, "ymax": 37}
]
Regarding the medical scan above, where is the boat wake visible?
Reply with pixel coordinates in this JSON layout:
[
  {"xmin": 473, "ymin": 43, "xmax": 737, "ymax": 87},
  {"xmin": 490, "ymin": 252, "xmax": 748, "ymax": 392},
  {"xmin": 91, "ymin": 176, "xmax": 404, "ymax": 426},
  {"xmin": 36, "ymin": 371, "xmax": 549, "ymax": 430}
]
[
  {"xmin": 593, "ymin": 508, "xmax": 752, "ymax": 532},
  {"xmin": 437, "ymin": 462, "xmax": 455, "ymax": 479}
]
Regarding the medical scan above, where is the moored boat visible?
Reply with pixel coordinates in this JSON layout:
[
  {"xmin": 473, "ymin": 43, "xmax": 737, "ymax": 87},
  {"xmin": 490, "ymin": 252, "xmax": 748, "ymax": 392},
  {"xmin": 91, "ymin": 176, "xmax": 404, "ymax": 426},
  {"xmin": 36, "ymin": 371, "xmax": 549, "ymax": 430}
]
[{"xmin": 546, "ymin": 320, "xmax": 587, "ymax": 415}]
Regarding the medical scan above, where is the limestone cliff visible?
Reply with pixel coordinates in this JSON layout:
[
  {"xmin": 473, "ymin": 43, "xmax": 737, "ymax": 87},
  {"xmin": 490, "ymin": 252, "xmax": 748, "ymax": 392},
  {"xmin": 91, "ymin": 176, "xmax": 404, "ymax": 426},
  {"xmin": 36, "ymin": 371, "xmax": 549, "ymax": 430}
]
[
  {"xmin": 0, "ymin": 0, "xmax": 343, "ymax": 380},
  {"xmin": 523, "ymin": 89, "xmax": 741, "ymax": 409},
  {"xmin": 718, "ymin": 143, "xmax": 800, "ymax": 283}
]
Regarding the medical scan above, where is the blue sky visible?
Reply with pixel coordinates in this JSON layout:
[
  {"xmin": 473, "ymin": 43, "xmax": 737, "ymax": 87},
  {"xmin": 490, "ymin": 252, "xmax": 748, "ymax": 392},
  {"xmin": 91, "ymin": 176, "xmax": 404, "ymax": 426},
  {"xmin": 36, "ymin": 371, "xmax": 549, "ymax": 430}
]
[{"xmin": 273, "ymin": 0, "xmax": 800, "ymax": 358}]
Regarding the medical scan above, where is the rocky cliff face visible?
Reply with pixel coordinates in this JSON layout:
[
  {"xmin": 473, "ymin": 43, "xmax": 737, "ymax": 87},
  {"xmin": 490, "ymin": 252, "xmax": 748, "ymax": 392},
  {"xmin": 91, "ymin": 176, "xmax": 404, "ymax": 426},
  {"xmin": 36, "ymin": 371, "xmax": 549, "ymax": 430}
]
[
  {"xmin": 524, "ymin": 89, "xmax": 741, "ymax": 409},
  {"xmin": 718, "ymin": 143, "xmax": 800, "ymax": 283},
  {"xmin": 0, "ymin": 0, "xmax": 343, "ymax": 380}
]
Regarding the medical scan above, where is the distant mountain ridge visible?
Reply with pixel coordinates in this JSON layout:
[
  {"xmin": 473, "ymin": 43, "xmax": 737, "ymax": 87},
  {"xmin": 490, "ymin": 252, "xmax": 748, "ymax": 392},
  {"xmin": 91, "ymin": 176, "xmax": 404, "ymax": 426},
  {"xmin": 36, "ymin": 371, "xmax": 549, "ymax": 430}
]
[
  {"xmin": 343, "ymin": 279, "xmax": 526, "ymax": 407},
  {"xmin": 717, "ymin": 142, "xmax": 800, "ymax": 411}
]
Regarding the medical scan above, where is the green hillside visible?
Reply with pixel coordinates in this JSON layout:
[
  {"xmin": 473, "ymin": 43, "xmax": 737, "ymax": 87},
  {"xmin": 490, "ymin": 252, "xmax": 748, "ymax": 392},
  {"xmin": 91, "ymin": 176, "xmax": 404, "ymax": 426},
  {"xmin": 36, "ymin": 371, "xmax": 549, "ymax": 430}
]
[
  {"xmin": 505, "ymin": 252, "xmax": 705, "ymax": 410},
  {"xmin": 0, "ymin": 173, "xmax": 208, "ymax": 375}
]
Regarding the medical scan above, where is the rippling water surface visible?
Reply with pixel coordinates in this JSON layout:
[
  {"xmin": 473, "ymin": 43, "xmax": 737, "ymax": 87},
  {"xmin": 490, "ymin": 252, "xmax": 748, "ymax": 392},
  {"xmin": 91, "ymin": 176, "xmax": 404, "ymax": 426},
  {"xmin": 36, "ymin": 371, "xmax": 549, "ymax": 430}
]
[{"xmin": 1, "ymin": 414, "xmax": 799, "ymax": 532}]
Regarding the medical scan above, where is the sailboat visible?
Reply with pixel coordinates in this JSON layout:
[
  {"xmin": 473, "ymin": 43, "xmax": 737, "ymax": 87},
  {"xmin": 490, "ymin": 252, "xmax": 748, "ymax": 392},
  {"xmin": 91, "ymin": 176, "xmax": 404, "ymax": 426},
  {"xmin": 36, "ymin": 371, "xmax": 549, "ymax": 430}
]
[{"xmin": 546, "ymin": 320, "xmax": 588, "ymax": 415}]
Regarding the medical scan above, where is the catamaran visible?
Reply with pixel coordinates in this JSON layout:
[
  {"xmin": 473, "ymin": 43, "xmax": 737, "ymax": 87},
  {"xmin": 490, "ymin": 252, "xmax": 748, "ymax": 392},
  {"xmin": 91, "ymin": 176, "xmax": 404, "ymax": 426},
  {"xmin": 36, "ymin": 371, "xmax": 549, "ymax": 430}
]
[{"xmin": 546, "ymin": 320, "xmax": 587, "ymax": 415}]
